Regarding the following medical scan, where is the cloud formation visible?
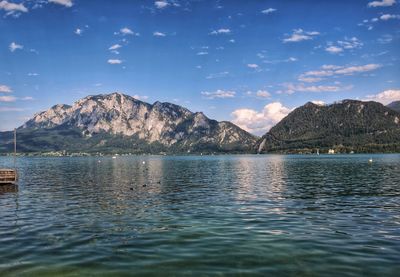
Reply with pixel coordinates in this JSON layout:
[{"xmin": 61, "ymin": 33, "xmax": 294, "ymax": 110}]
[
  {"xmin": 153, "ymin": 31, "xmax": 166, "ymax": 37},
  {"xmin": 0, "ymin": 85, "xmax": 12, "ymax": 93},
  {"xmin": 107, "ymin": 59, "xmax": 122, "ymax": 64},
  {"xmin": 0, "ymin": 0, "xmax": 28, "ymax": 13},
  {"xmin": 109, "ymin": 44, "xmax": 122, "ymax": 50},
  {"xmin": 49, "ymin": 0, "xmax": 73, "ymax": 7},
  {"xmin": 201, "ymin": 90, "xmax": 235, "ymax": 99},
  {"xmin": 231, "ymin": 102, "xmax": 291, "ymax": 135},
  {"xmin": 284, "ymin": 83, "xmax": 343, "ymax": 94},
  {"xmin": 9, "ymin": 42, "xmax": 23, "ymax": 52},
  {"xmin": 283, "ymin": 29, "xmax": 319, "ymax": 43},
  {"xmin": 155, "ymin": 1, "xmax": 169, "ymax": 9},
  {"xmin": 261, "ymin": 8, "xmax": 276, "ymax": 14},
  {"xmin": 74, "ymin": 28, "xmax": 82, "ymax": 35},
  {"xmin": 120, "ymin": 27, "xmax": 134, "ymax": 35},
  {"xmin": 247, "ymin": 64, "xmax": 259, "ymax": 69},
  {"xmin": 210, "ymin": 28, "xmax": 231, "ymax": 35},
  {"xmin": 206, "ymin": 71, "xmax": 229, "ymax": 79},
  {"xmin": 365, "ymin": 89, "xmax": 400, "ymax": 104},
  {"xmin": 255, "ymin": 90, "xmax": 271, "ymax": 98},
  {"xmin": 380, "ymin": 14, "xmax": 400, "ymax": 20},
  {"xmin": 368, "ymin": 0, "xmax": 396, "ymax": 7},
  {"xmin": 299, "ymin": 64, "xmax": 381, "ymax": 82},
  {"xmin": 326, "ymin": 46, "xmax": 343, "ymax": 54},
  {"xmin": 0, "ymin": 95, "xmax": 16, "ymax": 102}
]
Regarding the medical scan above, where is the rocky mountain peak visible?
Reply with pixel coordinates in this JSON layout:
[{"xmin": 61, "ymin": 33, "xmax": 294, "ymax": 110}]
[{"xmin": 15, "ymin": 92, "xmax": 256, "ymax": 153}]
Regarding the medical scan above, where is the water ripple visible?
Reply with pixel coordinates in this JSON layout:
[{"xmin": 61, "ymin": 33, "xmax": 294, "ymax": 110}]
[{"xmin": 0, "ymin": 154, "xmax": 399, "ymax": 276}]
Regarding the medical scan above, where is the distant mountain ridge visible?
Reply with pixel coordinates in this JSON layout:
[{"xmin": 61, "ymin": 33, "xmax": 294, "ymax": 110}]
[
  {"xmin": 387, "ymin": 101, "xmax": 400, "ymax": 113},
  {"xmin": 0, "ymin": 92, "xmax": 257, "ymax": 154},
  {"xmin": 258, "ymin": 100, "xmax": 400, "ymax": 153}
]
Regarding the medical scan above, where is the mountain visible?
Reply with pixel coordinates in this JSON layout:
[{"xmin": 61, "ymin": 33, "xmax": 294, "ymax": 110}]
[
  {"xmin": 0, "ymin": 93, "xmax": 257, "ymax": 154},
  {"xmin": 387, "ymin": 101, "xmax": 400, "ymax": 113},
  {"xmin": 257, "ymin": 100, "xmax": 400, "ymax": 153}
]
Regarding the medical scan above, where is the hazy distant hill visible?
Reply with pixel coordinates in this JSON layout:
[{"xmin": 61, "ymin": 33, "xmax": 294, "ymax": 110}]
[
  {"xmin": 387, "ymin": 101, "xmax": 400, "ymax": 113},
  {"xmin": 257, "ymin": 100, "xmax": 400, "ymax": 153},
  {"xmin": 0, "ymin": 93, "xmax": 257, "ymax": 154}
]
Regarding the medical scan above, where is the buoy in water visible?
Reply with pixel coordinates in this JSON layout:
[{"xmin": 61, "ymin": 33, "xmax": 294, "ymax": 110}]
[{"xmin": 368, "ymin": 158, "xmax": 373, "ymax": 163}]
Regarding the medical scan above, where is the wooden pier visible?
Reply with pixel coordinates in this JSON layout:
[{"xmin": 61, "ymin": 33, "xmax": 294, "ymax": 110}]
[
  {"xmin": 1, "ymin": 129, "xmax": 18, "ymax": 185},
  {"xmin": 0, "ymin": 169, "xmax": 17, "ymax": 185}
]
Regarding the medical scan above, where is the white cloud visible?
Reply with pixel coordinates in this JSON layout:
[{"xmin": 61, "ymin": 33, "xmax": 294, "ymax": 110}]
[
  {"xmin": 107, "ymin": 59, "xmax": 122, "ymax": 64},
  {"xmin": 0, "ymin": 85, "xmax": 12, "ymax": 93},
  {"xmin": 155, "ymin": 1, "xmax": 169, "ymax": 9},
  {"xmin": 325, "ymin": 37, "xmax": 362, "ymax": 54},
  {"xmin": 298, "ymin": 76, "xmax": 323, "ymax": 83},
  {"xmin": 311, "ymin": 100, "xmax": 326, "ymax": 106},
  {"xmin": 0, "ymin": 0, "xmax": 28, "ymax": 13},
  {"xmin": 299, "ymin": 64, "xmax": 381, "ymax": 81},
  {"xmin": 153, "ymin": 31, "xmax": 166, "ymax": 37},
  {"xmin": 335, "ymin": 64, "xmax": 381, "ymax": 74},
  {"xmin": 133, "ymin": 94, "xmax": 149, "ymax": 101},
  {"xmin": 21, "ymin": 96, "xmax": 34, "ymax": 101},
  {"xmin": 365, "ymin": 89, "xmax": 400, "ymax": 104},
  {"xmin": 255, "ymin": 90, "xmax": 271, "ymax": 98},
  {"xmin": 206, "ymin": 71, "xmax": 229, "ymax": 79},
  {"xmin": 283, "ymin": 29, "xmax": 320, "ymax": 43},
  {"xmin": 120, "ymin": 27, "xmax": 134, "ymax": 35},
  {"xmin": 380, "ymin": 14, "xmax": 400, "ymax": 20},
  {"xmin": 28, "ymin": 73, "xmax": 39, "ymax": 76},
  {"xmin": 284, "ymin": 83, "xmax": 342, "ymax": 94},
  {"xmin": 231, "ymin": 102, "xmax": 291, "ymax": 135},
  {"xmin": 337, "ymin": 37, "xmax": 363, "ymax": 49},
  {"xmin": 109, "ymin": 44, "xmax": 122, "ymax": 50},
  {"xmin": 196, "ymin": 51, "xmax": 208, "ymax": 55},
  {"xmin": 49, "ymin": 0, "xmax": 73, "ymax": 7},
  {"xmin": 368, "ymin": 0, "xmax": 396, "ymax": 7},
  {"xmin": 325, "ymin": 46, "xmax": 343, "ymax": 54},
  {"xmin": 247, "ymin": 64, "xmax": 259, "ymax": 69},
  {"xmin": 74, "ymin": 28, "xmax": 82, "ymax": 35},
  {"xmin": 9, "ymin": 42, "xmax": 23, "ymax": 52},
  {"xmin": 261, "ymin": 8, "xmax": 276, "ymax": 14},
  {"xmin": 210, "ymin": 28, "xmax": 231, "ymax": 35},
  {"xmin": 0, "ymin": 95, "xmax": 16, "ymax": 102},
  {"xmin": 201, "ymin": 90, "xmax": 235, "ymax": 99},
  {"xmin": 321, "ymin": 65, "xmax": 343, "ymax": 70},
  {"xmin": 378, "ymin": 34, "xmax": 393, "ymax": 44}
]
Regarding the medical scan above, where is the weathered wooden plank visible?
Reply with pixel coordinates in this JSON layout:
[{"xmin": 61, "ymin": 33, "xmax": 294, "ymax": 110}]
[{"xmin": 0, "ymin": 169, "xmax": 17, "ymax": 185}]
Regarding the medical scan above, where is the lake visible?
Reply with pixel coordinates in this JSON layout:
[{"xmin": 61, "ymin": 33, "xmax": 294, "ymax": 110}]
[{"xmin": 0, "ymin": 154, "xmax": 399, "ymax": 276}]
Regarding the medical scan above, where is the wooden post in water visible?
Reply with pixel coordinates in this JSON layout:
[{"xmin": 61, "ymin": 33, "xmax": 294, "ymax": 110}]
[{"xmin": 14, "ymin": 128, "xmax": 16, "ymax": 173}]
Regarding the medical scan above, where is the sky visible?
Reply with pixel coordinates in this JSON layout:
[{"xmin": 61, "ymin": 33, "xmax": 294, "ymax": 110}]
[{"xmin": 0, "ymin": 0, "xmax": 399, "ymax": 135}]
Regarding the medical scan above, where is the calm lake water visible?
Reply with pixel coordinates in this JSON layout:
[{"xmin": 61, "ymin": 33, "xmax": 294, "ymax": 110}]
[{"xmin": 0, "ymin": 154, "xmax": 399, "ymax": 276}]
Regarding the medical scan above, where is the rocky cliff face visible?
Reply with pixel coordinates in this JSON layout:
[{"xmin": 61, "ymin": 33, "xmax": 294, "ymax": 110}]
[
  {"xmin": 1, "ymin": 92, "xmax": 256, "ymax": 153},
  {"xmin": 257, "ymin": 100, "xmax": 400, "ymax": 153}
]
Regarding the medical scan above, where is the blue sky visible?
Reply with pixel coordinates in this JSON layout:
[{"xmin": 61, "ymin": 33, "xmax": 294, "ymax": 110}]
[{"xmin": 0, "ymin": 0, "xmax": 399, "ymax": 134}]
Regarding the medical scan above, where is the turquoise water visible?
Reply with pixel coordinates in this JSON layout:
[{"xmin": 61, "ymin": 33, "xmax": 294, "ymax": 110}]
[{"xmin": 0, "ymin": 154, "xmax": 399, "ymax": 276}]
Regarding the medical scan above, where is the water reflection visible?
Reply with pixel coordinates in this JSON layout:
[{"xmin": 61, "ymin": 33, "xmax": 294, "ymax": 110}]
[{"xmin": 0, "ymin": 184, "xmax": 18, "ymax": 195}]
